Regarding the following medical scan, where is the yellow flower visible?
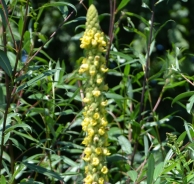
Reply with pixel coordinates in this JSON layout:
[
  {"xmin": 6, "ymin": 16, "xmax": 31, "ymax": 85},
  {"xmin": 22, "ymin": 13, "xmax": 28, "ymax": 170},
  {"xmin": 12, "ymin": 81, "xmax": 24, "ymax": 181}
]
[
  {"xmin": 84, "ymin": 147, "xmax": 92, "ymax": 155},
  {"xmin": 101, "ymin": 66, "xmax": 108, "ymax": 73},
  {"xmin": 90, "ymin": 70, "xmax": 96, "ymax": 76},
  {"xmin": 85, "ymin": 166, "xmax": 89, "ymax": 174},
  {"xmin": 92, "ymin": 90, "xmax": 101, "ymax": 97},
  {"xmin": 103, "ymin": 148, "xmax": 111, "ymax": 155},
  {"xmin": 101, "ymin": 118, "xmax": 108, "ymax": 126},
  {"xmin": 92, "ymin": 39, "xmax": 97, "ymax": 46},
  {"xmin": 83, "ymin": 98, "xmax": 90, "ymax": 103},
  {"xmin": 94, "ymin": 60, "xmax": 99, "ymax": 66},
  {"xmin": 101, "ymin": 166, "xmax": 108, "ymax": 174},
  {"xmin": 99, "ymin": 178, "xmax": 104, "ymax": 184},
  {"xmin": 95, "ymin": 147, "xmax": 102, "ymax": 155},
  {"xmin": 93, "ymin": 112, "xmax": 100, "ymax": 119},
  {"xmin": 79, "ymin": 63, "xmax": 89, "ymax": 73},
  {"xmin": 92, "ymin": 157, "xmax": 99, "ymax": 166},
  {"xmin": 82, "ymin": 137, "xmax": 91, "ymax": 145},
  {"xmin": 98, "ymin": 127, "xmax": 105, "ymax": 135},
  {"xmin": 91, "ymin": 119, "xmax": 97, "ymax": 126},
  {"xmin": 84, "ymin": 174, "xmax": 93, "ymax": 183},
  {"xmin": 83, "ymin": 154, "xmax": 90, "ymax": 161},
  {"xmin": 87, "ymin": 128, "xmax": 94, "ymax": 136},
  {"xmin": 97, "ymin": 78, "xmax": 102, "ymax": 84},
  {"xmin": 101, "ymin": 100, "xmax": 108, "ymax": 106}
]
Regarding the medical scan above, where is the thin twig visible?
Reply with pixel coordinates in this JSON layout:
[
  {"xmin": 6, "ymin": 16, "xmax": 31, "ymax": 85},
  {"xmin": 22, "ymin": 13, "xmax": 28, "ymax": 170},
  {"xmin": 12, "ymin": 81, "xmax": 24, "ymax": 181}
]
[
  {"xmin": 106, "ymin": 0, "xmax": 116, "ymax": 65},
  {"xmin": 131, "ymin": 0, "xmax": 155, "ymax": 167}
]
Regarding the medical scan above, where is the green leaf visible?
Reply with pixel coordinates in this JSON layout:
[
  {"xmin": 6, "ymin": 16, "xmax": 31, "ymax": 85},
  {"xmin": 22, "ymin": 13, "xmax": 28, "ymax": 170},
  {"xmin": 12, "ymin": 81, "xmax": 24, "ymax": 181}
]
[
  {"xmin": 186, "ymin": 95, "xmax": 194, "ymax": 114},
  {"xmin": 184, "ymin": 121, "xmax": 193, "ymax": 142},
  {"xmin": 147, "ymin": 154, "xmax": 155, "ymax": 184},
  {"xmin": 123, "ymin": 26, "xmax": 146, "ymax": 38},
  {"xmin": 153, "ymin": 20, "xmax": 174, "ymax": 41},
  {"xmin": 117, "ymin": 0, "xmax": 130, "ymax": 12},
  {"xmin": 16, "ymin": 69, "xmax": 59, "ymax": 93},
  {"xmin": 144, "ymin": 135, "xmax": 149, "ymax": 157},
  {"xmin": 172, "ymin": 91, "xmax": 194, "ymax": 105},
  {"xmin": 0, "ymin": 175, "xmax": 6, "ymax": 184},
  {"xmin": 110, "ymin": 51, "xmax": 133, "ymax": 62},
  {"xmin": 125, "ymin": 12, "xmax": 150, "ymax": 26},
  {"xmin": 12, "ymin": 130, "xmax": 38, "ymax": 143},
  {"xmin": 0, "ymin": 0, "xmax": 8, "ymax": 27},
  {"xmin": 105, "ymin": 92, "xmax": 124, "ymax": 100},
  {"xmin": 23, "ymin": 162, "xmax": 63, "ymax": 181},
  {"xmin": 127, "ymin": 170, "xmax": 137, "ymax": 182},
  {"xmin": 0, "ymin": 50, "xmax": 12, "ymax": 77},
  {"xmin": 153, "ymin": 162, "xmax": 164, "ymax": 181},
  {"xmin": 164, "ymin": 80, "xmax": 186, "ymax": 89},
  {"xmin": 20, "ymin": 178, "xmax": 44, "ymax": 184},
  {"xmin": 5, "ymin": 123, "xmax": 32, "ymax": 134},
  {"xmin": 108, "ymin": 127, "xmax": 122, "ymax": 141},
  {"xmin": 41, "ymin": 2, "xmax": 77, "ymax": 14},
  {"xmin": 57, "ymin": 5, "xmax": 68, "ymax": 19},
  {"xmin": 117, "ymin": 135, "xmax": 132, "ymax": 154}
]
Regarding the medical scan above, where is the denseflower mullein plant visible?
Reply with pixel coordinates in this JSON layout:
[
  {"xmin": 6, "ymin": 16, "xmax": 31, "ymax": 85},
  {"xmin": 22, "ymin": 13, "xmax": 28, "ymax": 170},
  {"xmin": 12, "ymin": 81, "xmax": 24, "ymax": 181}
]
[{"xmin": 79, "ymin": 4, "xmax": 110, "ymax": 184}]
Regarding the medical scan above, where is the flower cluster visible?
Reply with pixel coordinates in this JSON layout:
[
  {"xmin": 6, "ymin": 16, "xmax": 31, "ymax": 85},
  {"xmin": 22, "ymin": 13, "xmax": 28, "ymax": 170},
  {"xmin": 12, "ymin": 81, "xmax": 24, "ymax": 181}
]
[{"xmin": 79, "ymin": 4, "xmax": 110, "ymax": 184}]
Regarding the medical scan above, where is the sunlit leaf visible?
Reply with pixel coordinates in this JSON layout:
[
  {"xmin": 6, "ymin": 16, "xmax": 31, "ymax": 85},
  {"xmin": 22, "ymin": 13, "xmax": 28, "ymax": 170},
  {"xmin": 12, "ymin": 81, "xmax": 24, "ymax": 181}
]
[{"xmin": 117, "ymin": 0, "xmax": 130, "ymax": 12}]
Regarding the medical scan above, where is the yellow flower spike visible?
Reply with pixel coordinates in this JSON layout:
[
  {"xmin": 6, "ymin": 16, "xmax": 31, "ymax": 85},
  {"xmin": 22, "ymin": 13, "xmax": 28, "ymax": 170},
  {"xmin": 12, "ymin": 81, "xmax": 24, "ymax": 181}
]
[
  {"xmin": 79, "ymin": 4, "xmax": 110, "ymax": 183},
  {"xmin": 101, "ymin": 166, "xmax": 108, "ymax": 174}
]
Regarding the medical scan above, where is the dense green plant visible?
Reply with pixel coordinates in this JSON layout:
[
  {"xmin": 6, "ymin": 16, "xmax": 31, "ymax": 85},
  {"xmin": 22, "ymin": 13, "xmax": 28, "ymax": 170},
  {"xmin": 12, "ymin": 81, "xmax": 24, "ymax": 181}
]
[{"xmin": 0, "ymin": 0, "xmax": 194, "ymax": 184}]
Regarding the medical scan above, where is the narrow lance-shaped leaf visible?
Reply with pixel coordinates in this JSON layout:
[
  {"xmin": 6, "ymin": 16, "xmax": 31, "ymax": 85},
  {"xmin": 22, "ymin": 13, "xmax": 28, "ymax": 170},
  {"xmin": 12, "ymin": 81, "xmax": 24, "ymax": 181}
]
[
  {"xmin": 0, "ymin": 50, "xmax": 12, "ymax": 77},
  {"xmin": 117, "ymin": 0, "xmax": 131, "ymax": 13},
  {"xmin": 147, "ymin": 154, "xmax": 155, "ymax": 184}
]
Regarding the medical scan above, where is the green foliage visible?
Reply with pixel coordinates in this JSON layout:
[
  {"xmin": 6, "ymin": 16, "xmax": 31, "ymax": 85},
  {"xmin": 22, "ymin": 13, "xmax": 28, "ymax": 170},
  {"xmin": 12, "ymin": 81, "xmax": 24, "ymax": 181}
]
[{"xmin": 0, "ymin": 0, "xmax": 194, "ymax": 183}]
